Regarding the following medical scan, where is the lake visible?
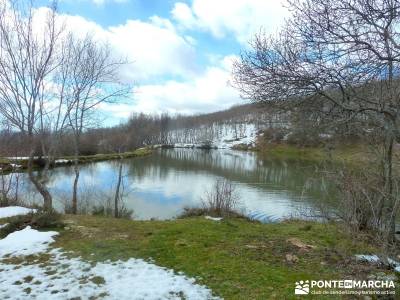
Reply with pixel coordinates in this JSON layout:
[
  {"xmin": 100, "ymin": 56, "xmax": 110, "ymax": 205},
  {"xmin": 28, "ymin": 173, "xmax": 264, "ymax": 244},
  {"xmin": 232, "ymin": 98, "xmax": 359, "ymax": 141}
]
[{"xmin": 18, "ymin": 149, "xmax": 337, "ymax": 222}]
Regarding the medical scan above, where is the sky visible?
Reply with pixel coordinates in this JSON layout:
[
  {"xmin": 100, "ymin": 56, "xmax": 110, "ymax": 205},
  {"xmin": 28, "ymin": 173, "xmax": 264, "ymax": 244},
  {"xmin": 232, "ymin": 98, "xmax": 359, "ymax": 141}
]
[{"xmin": 35, "ymin": 0, "xmax": 290, "ymax": 124}]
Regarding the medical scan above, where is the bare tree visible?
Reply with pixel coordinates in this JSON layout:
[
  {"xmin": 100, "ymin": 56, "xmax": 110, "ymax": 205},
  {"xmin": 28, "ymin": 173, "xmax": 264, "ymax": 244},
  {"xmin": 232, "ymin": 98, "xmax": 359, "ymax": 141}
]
[
  {"xmin": 233, "ymin": 0, "xmax": 400, "ymax": 241},
  {"xmin": 0, "ymin": 0, "xmax": 65, "ymax": 210},
  {"xmin": 57, "ymin": 33, "xmax": 130, "ymax": 214},
  {"xmin": 114, "ymin": 162, "xmax": 123, "ymax": 218}
]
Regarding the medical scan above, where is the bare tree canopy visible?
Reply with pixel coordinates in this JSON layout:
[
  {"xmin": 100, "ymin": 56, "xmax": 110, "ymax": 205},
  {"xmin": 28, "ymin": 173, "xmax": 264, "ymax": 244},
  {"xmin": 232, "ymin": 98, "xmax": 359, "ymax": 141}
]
[
  {"xmin": 0, "ymin": 0, "xmax": 131, "ymax": 211},
  {"xmin": 235, "ymin": 0, "xmax": 400, "ymax": 113},
  {"xmin": 233, "ymin": 0, "xmax": 400, "ymax": 241},
  {"xmin": 0, "ymin": 0, "xmax": 64, "ymax": 210},
  {"xmin": 58, "ymin": 33, "xmax": 131, "ymax": 214}
]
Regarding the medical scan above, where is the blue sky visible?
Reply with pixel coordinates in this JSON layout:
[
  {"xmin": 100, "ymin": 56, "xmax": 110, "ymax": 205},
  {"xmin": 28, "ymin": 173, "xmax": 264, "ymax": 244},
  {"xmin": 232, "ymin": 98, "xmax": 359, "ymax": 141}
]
[{"xmin": 35, "ymin": 0, "xmax": 289, "ymax": 124}]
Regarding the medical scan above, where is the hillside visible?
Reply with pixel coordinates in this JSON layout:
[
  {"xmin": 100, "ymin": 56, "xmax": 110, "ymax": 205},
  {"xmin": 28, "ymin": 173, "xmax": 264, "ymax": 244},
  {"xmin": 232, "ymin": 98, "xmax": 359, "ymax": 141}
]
[{"xmin": 149, "ymin": 104, "xmax": 289, "ymax": 149}]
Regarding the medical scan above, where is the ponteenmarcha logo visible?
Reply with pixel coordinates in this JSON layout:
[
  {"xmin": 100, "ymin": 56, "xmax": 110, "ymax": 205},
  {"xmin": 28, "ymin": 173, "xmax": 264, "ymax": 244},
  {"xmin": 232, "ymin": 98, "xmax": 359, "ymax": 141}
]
[
  {"xmin": 294, "ymin": 279, "xmax": 395, "ymax": 296},
  {"xmin": 295, "ymin": 280, "xmax": 310, "ymax": 295}
]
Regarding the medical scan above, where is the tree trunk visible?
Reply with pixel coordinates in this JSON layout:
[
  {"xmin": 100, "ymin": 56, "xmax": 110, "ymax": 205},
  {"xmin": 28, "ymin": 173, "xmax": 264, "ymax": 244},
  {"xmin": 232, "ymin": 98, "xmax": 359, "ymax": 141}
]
[
  {"xmin": 114, "ymin": 162, "xmax": 123, "ymax": 218},
  {"xmin": 1, "ymin": 174, "xmax": 8, "ymax": 206},
  {"xmin": 72, "ymin": 163, "xmax": 79, "ymax": 214},
  {"xmin": 28, "ymin": 149, "xmax": 52, "ymax": 211},
  {"xmin": 14, "ymin": 174, "xmax": 19, "ymax": 204},
  {"xmin": 71, "ymin": 137, "xmax": 80, "ymax": 214},
  {"xmin": 382, "ymin": 132, "xmax": 396, "ymax": 242}
]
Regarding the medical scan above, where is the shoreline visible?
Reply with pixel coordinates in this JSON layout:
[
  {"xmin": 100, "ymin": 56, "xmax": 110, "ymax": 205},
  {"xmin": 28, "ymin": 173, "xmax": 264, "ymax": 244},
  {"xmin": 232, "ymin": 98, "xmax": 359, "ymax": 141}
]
[{"xmin": 0, "ymin": 148, "xmax": 152, "ymax": 174}]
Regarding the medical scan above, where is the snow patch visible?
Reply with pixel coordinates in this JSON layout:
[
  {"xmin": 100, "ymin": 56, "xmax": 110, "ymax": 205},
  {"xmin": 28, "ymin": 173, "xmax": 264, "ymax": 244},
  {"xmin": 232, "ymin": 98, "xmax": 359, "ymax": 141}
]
[
  {"xmin": 388, "ymin": 258, "xmax": 400, "ymax": 271},
  {"xmin": 0, "ymin": 226, "xmax": 220, "ymax": 299},
  {"xmin": 0, "ymin": 206, "xmax": 37, "ymax": 218},
  {"xmin": 205, "ymin": 216, "xmax": 222, "ymax": 221},
  {"xmin": 6, "ymin": 156, "xmax": 30, "ymax": 160},
  {"xmin": 213, "ymin": 123, "xmax": 258, "ymax": 149},
  {"xmin": 55, "ymin": 159, "xmax": 71, "ymax": 164},
  {"xmin": 0, "ymin": 248, "xmax": 220, "ymax": 299},
  {"xmin": 355, "ymin": 254, "xmax": 380, "ymax": 263},
  {"xmin": 0, "ymin": 223, "xmax": 8, "ymax": 229},
  {"xmin": 356, "ymin": 254, "xmax": 400, "ymax": 273},
  {"xmin": 167, "ymin": 123, "xmax": 262, "ymax": 150},
  {"xmin": 92, "ymin": 257, "xmax": 219, "ymax": 299},
  {"xmin": 9, "ymin": 163, "xmax": 22, "ymax": 169},
  {"xmin": 174, "ymin": 143, "xmax": 196, "ymax": 148},
  {"xmin": 0, "ymin": 226, "xmax": 58, "ymax": 257}
]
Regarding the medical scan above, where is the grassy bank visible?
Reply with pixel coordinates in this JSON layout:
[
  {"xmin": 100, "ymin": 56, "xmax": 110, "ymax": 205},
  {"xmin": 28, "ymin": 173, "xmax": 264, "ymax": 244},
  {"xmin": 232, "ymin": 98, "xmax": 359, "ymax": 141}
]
[
  {"xmin": 256, "ymin": 142, "xmax": 375, "ymax": 166},
  {"xmin": 51, "ymin": 215, "xmax": 396, "ymax": 299},
  {"xmin": 0, "ymin": 148, "xmax": 152, "ymax": 173},
  {"xmin": 62, "ymin": 147, "xmax": 152, "ymax": 164}
]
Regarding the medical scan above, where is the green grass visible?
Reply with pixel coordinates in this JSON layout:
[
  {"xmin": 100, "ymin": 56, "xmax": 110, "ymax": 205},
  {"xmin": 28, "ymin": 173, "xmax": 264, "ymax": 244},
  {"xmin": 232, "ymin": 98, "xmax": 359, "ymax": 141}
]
[
  {"xmin": 256, "ymin": 143, "xmax": 376, "ymax": 167},
  {"xmin": 0, "ymin": 157, "xmax": 10, "ymax": 164},
  {"xmin": 62, "ymin": 147, "xmax": 152, "ymax": 164},
  {"xmin": 53, "ymin": 215, "xmax": 393, "ymax": 299}
]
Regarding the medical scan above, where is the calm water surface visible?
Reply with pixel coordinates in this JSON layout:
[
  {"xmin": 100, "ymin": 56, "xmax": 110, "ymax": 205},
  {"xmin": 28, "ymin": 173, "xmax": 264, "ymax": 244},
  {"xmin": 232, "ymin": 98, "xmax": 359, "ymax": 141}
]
[{"xmin": 21, "ymin": 149, "xmax": 337, "ymax": 221}]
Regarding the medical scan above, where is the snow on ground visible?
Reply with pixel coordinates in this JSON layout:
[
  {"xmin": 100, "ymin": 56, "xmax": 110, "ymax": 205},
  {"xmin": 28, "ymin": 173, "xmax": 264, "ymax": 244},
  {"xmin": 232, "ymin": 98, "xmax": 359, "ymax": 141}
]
[
  {"xmin": 6, "ymin": 157, "xmax": 30, "ymax": 160},
  {"xmin": 0, "ymin": 206, "xmax": 36, "ymax": 218},
  {"xmin": 214, "ymin": 123, "xmax": 258, "ymax": 149},
  {"xmin": 171, "ymin": 123, "xmax": 261, "ymax": 149},
  {"xmin": 9, "ymin": 163, "xmax": 22, "ymax": 169},
  {"xmin": 356, "ymin": 254, "xmax": 400, "ymax": 273},
  {"xmin": 355, "ymin": 254, "xmax": 380, "ymax": 263},
  {"xmin": 0, "ymin": 223, "xmax": 7, "ymax": 229},
  {"xmin": 388, "ymin": 258, "xmax": 400, "ymax": 273},
  {"xmin": 55, "ymin": 159, "xmax": 71, "ymax": 164},
  {"xmin": 0, "ymin": 226, "xmax": 58, "ymax": 257},
  {"xmin": 205, "ymin": 216, "xmax": 223, "ymax": 221},
  {"xmin": 0, "ymin": 250, "xmax": 219, "ymax": 299},
  {"xmin": 0, "ymin": 226, "xmax": 220, "ymax": 299}
]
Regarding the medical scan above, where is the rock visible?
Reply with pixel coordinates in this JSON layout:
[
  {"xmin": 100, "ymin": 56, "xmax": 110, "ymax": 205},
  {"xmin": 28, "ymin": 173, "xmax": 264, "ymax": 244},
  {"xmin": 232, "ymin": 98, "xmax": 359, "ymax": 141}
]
[
  {"xmin": 355, "ymin": 254, "xmax": 380, "ymax": 263},
  {"xmin": 174, "ymin": 240, "xmax": 188, "ymax": 247},
  {"xmin": 285, "ymin": 253, "xmax": 299, "ymax": 263},
  {"xmin": 244, "ymin": 244, "xmax": 267, "ymax": 249},
  {"xmin": 287, "ymin": 238, "xmax": 316, "ymax": 251},
  {"xmin": 245, "ymin": 245, "xmax": 258, "ymax": 249}
]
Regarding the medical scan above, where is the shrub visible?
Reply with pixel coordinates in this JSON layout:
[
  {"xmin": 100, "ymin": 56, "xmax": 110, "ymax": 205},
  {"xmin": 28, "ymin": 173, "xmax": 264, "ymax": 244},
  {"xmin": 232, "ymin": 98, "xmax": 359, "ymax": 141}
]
[
  {"xmin": 286, "ymin": 129, "xmax": 323, "ymax": 147},
  {"xmin": 0, "ymin": 209, "xmax": 63, "ymax": 238},
  {"xmin": 196, "ymin": 140, "xmax": 216, "ymax": 149},
  {"xmin": 91, "ymin": 201, "xmax": 133, "ymax": 220},
  {"xmin": 203, "ymin": 179, "xmax": 238, "ymax": 216},
  {"xmin": 179, "ymin": 179, "xmax": 244, "ymax": 219},
  {"xmin": 231, "ymin": 143, "xmax": 251, "ymax": 151},
  {"xmin": 313, "ymin": 167, "xmax": 400, "ymax": 247},
  {"xmin": 335, "ymin": 170, "xmax": 398, "ymax": 234},
  {"xmin": 179, "ymin": 206, "xmax": 248, "ymax": 220},
  {"xmin": 262, "ymin": 128, "xmax": 287, "ymax": 143}
]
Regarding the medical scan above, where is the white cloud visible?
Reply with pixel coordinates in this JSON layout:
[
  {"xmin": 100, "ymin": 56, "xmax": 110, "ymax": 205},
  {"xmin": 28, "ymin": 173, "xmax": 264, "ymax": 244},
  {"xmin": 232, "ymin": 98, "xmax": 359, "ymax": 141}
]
[
  {"xmin": 107, "ymin": 17, "xmax": 197, "ymax": 81},
  {"xmin": 99, "ymin": 55, "xmax": 242, "ymax": 117},
  {"xmin": 44, "ymin": 10, "xmax": 197, "ymax": 81},
  {"xmin": 172, "ymin": 2, "xmax": 196, "ymax": 28},
  {"xmin": 172, "ymin": 0, "xmax": 290, "ymax": 44},
  {"xmin": 91, "ymin": 0, "xmax": 129, "ymax": 6},
  {"xmin": 30, "ymin": 3, "xmax": 252, "ymax": 121}
]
